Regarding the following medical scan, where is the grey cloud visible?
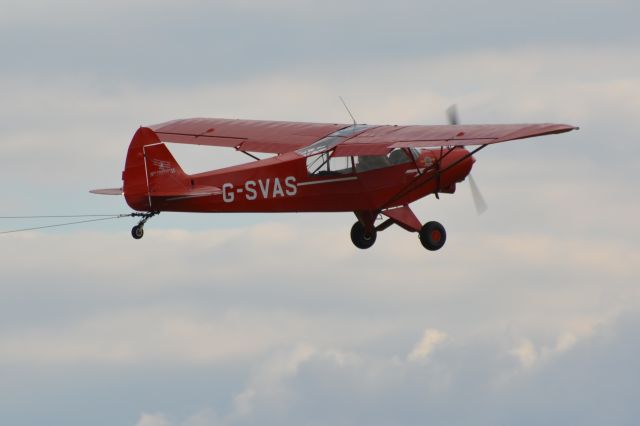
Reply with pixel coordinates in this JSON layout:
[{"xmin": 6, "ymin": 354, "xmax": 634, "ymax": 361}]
[
  {"xmin": 0, "ymin": 219, "xmax": 636, "ymax": 350},
  {"xmin": 1, "ymin": 1, "xmax": 638, "ymax": 88},
  {"xmin": 123, "ymin": 313, "xmax": 640, "ymax": 426},
  {"xmin": 1, "ymin": 46, "xmax": 638, "ymax": 197},
  {"xmin": 0, "ymin": 201, "xmax": 637, "ymax": 425}
]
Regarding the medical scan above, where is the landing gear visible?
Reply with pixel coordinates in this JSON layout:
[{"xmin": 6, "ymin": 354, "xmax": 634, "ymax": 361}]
[
  {"xmin": 349, "ymin": 210, "xmax": 446, "ymax": 252},
  {"xmin": 131, "ymin": 225, "xmax": 144, "ymax": 239},
  {"xmin": 419, "ymin": 221, "xmax": 446, "ymax": 251},
  {"xmin": 130, "ymin": 211, "xmax": 159, "ymax": 240},
  {"xmin": 350, "ymin": 221, "xmax": 377, "ymax": 249}
]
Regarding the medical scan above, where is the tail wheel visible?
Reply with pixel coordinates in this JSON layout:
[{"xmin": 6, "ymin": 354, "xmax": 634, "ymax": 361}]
[
  {"xmin": 350, "ymin": 221, "xmax": 377, "ymax": 249},
  {"xmin": 419, "ymin": 221, "xmax": 446, "ymax": 251},
  {"xmin": 131, "ymin": 225, "xmax": 144, "ymax": 240},
  {"xmin": 129, "ymin": 211, "xmax": 158, "ymax": 240}
]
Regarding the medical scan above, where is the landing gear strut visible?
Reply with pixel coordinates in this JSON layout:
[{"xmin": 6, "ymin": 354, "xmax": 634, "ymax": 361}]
[{"xmin": 130, "ymin": 211, "xmax": 159, "ymax": 240}]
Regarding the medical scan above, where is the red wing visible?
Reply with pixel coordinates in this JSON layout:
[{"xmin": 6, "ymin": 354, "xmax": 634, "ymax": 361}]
[
  {"xmin": 332, "ymin": 123, "xmax": 578, "ymax": 156},
  {"xmin": 149, "ymin": 118, "xmax": 350, "ymax": 154}
]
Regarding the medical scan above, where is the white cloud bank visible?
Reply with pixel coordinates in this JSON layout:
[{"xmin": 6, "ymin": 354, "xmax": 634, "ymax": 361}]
[{"xmin": 127, "ymin": 312, "xmax": 639, "ymax": 426}]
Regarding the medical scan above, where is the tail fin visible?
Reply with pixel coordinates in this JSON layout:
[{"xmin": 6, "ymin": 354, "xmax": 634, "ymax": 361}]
[{"xmin": 123, "ymin": 127, "xmax": 190, "ymax": 210}]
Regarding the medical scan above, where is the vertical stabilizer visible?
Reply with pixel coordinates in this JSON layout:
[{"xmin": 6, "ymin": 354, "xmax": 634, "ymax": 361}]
[{"xmin": 123, "ymin": 127, "xmax": 189, "ymax": 211}]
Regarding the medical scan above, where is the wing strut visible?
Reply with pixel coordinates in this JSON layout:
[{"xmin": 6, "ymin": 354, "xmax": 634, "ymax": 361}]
[{"xmin": 237, "ymin": 150, "xmax": 260, "ymax": 161}]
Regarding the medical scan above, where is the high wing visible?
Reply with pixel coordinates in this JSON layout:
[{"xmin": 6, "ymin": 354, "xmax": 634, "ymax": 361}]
[
  {"xmin": 331, "ymin": 123, "xmax": 577, "ymax": 156},
  {"xmin": 149, "ymin": 118, "xmax": 350, "ymax": 154},
  {"xmin": 147, "ymin": 118, "xmax": 577, "ymax": 156}
]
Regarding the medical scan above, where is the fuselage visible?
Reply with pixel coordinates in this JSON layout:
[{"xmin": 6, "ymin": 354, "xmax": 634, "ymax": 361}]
[{"xmin": 124, "ymin": 144, "xmax": 475, "ymax": 213}]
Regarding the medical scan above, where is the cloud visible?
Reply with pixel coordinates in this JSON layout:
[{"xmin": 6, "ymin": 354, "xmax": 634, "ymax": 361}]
[
  {"xmin": 136, "ymin": 413, "xmax": 172, "ymax": 426},
  {"xmin": 2, "ymin": 44, "xmax": 637, "ymax": 187},
  {"xmin": 408, "ymin": 329, "xmax": 448, "ymax": 361},
  {"xmin": 510, "ymin": 339, "xmax": 538, "ymax": 369},
  {"xmin": 2, "ymin": 0, "xmax": 638, "ymax": 90},
  {"xmin": 0, "ymin": 306, "xmax": 303, "ymax": 365},
  {"xmin": 126, "ymin": 312, "xmax": 639, "ymax": 426},
  {"xmin": 0, "ymin": 221, "xmax": 634, "ymax": 373}
]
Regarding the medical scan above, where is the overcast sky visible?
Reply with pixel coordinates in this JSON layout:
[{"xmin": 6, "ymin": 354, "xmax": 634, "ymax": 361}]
[{"xmin": 1, "ymin": 1, "xmax": 639, "ymax": 425}]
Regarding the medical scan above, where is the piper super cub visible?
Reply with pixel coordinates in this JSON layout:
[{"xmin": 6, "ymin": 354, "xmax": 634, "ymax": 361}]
[{"xmin": 92, "ymin": 108, "xmax": 577, "ymax": 250}]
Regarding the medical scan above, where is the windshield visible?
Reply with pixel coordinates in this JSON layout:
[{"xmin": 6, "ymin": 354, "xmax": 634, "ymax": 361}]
[{"xmin": 296, "ymin": 124, "xmax": 373, "ymax": 157}]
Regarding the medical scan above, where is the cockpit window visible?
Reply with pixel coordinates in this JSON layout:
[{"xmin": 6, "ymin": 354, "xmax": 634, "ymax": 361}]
[
  {"xmin": 298, "ymin": 136, "xmax": 344, "ymax": 157},
  {"xmin": 306, "ymin": 152, "xmax": 354, "ymax": 176},
  {"xmin": 296, "ymin": 124, "xmax": 373, "ymax": 157},
  {"xmin": 354, "ymin": 149, "xmax": 420, "ymax": 172},
  {"xmin": 305, "ymin": 145, "xmax": 422, "ymax": 176},
  {"xmin": 355, "ymin": 155, "xmax": 391, "ymax": 172},
  {"xmin": 387, "ymin": 147, "xmax": 420, "ymax": 165}
]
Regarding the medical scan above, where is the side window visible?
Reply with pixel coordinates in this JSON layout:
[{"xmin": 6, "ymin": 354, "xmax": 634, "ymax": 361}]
[
  {"xmin": 328, "ymin": 156, "xmax": 354, "ymax": 174},
  {"xmin": 355, "ymin": 155, "xmax": 391, "ymax": 172},
  {"xmin": 307, "ymin": 148, "xmax": 421, "ymax": 175},
  {"xmin": 306, "ymin": 153, "xmax": 354, "ymax": 176}
]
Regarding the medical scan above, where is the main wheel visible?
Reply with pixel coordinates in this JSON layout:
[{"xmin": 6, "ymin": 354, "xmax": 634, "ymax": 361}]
[
  {"xmin": 131, "ymin": 225, "xmax": 144, "ymax": 240},
  {"xmin": 419, "ymin": 221, "xmax": 446, "ymax": 251},
  {"xmin": 350, "ymin": 221, "xmax": 377, "ymax": 249}
]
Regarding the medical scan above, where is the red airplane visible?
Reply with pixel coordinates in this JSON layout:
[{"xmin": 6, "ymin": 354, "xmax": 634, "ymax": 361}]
[{"xmin": 92, "ymin": 110, "xmax": 577, "ymax": 250}]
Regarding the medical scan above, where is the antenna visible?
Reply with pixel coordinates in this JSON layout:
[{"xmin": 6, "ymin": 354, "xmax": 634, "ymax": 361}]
[{"xmin": 339, "ymin": 96, "xmax": 357, "ymax": 126}]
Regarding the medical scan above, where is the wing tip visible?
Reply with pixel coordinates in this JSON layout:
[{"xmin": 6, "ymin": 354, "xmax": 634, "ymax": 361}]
[{"xmin": 555, "ymin": 124, "xmax": 580, "ymax": 134}]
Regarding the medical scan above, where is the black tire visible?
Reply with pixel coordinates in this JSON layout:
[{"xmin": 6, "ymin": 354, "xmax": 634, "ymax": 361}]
[
  {"xmin": 350, "ymin": 221, "xmax": 377, "ymax": 249},
  {"xmin": 419, "ymin": 221, "xmax": 446, "ymax": 251},
  {"xmin": 131, "ymin": 225, "xmax": 144, "ymax": 240}
]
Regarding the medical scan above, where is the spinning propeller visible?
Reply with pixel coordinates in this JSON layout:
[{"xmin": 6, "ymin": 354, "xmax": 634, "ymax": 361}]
[{"xmin": 446, "ymin": 104, "xmax": 488, "ymax": 215}]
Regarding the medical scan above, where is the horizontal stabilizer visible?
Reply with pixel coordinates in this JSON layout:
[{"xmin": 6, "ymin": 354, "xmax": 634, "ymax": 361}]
[{"xmin": 90, "ymin": 187, "xmax": 123, "ymax": 195}]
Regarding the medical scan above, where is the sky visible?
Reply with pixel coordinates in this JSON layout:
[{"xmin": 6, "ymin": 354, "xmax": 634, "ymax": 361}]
[{"xmin": 1, "ymin": 0, "xmax": 639, "ymax": 425}]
